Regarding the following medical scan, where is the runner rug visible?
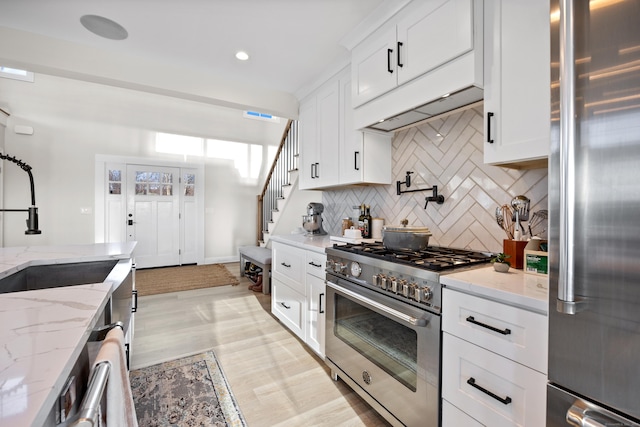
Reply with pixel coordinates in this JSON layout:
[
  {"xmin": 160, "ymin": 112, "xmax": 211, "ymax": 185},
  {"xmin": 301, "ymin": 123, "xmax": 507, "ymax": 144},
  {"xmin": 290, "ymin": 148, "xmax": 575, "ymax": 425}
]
[
  {"xmin": 130, "ymin": 351, "xmax": 247, "ymax": 427},
  {"xmin": 135, "ymin": 264, "xmax": 239, "ymax": 296}
]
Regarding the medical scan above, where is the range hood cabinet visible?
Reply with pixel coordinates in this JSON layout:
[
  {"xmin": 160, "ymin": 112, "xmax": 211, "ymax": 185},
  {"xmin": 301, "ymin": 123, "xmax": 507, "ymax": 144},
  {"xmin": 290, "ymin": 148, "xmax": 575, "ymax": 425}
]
[{"xmin": 367, "ymin": 86, "xmax": 483, "ymax": 132}]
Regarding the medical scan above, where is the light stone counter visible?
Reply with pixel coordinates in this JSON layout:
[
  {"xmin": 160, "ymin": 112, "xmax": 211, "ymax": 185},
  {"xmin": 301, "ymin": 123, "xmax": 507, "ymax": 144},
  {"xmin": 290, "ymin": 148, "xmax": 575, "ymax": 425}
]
[
  {"xmin": 270, "ymin": 234, "xmax": 334, "ymax": 253},
  {"xmin": 0, "ymin": 242, "xmax": 136, "ymax": 427},
  {"xmin": 0, "ymin": 283, "xmax": 112, "ymax": 427},
  {"xmin": 441, "ymin": 266, "xmax": 549, "ymax": 314}
]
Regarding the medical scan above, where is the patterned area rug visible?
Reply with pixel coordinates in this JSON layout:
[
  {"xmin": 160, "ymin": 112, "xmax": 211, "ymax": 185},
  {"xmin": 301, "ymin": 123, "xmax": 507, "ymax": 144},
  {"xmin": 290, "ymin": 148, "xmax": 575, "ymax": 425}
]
[
  {"xmin": 130, "ymin": 351, "xmax": 247, "ymax": 427},
  {"xmin": 135, "ymin": 264, "xmax": 240, "ymax": 296}
]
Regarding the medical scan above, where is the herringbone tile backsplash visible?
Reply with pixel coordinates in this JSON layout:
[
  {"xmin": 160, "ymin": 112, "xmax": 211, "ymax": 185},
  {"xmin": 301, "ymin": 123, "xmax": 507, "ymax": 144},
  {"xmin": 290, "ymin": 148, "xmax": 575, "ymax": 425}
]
[{"xmin": 322, "ymin": 106, "xmax": 548, "ymax": 253}]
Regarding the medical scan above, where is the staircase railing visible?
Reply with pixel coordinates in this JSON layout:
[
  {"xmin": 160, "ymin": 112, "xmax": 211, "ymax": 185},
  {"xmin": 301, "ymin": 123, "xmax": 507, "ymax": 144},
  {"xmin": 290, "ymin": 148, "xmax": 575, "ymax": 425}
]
[{"xmin": 257, "ymin": 120, "xmax": 298, "ymax": 244}]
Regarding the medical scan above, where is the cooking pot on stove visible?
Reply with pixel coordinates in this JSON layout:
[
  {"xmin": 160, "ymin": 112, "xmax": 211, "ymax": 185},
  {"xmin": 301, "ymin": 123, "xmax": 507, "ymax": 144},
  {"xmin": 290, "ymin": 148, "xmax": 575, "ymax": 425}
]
[{"xmin": 382, "ymin": 219, "xmax": 432, "ymax": 251}]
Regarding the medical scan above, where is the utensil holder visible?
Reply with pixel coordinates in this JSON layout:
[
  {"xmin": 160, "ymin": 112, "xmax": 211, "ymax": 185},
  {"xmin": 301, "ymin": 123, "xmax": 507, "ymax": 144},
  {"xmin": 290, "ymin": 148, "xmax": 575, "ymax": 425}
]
[{"xmin": 503, "ymin": 239, "xmax": 528, "ymax": 269}]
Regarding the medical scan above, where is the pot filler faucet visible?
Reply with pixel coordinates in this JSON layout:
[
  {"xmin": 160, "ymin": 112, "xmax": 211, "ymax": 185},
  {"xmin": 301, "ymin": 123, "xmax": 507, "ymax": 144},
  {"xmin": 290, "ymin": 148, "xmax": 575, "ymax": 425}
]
[{"xmin": 0, "ymin": 153, "xmax": 41, "ymax": 234}]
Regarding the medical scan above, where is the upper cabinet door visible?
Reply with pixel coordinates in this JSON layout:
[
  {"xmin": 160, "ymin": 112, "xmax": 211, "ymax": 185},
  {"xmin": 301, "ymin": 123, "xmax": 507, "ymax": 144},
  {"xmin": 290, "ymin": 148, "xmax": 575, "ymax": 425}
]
[
  {"xmin": 483, "ymin": 0, "xmax": 550, "ymax": 168},
  {"xmin": 298, "ymin": 97, "xmax": 317, "ymax": 190},
  {"xmin": 397, "ymin": 0, "xmax": 474, "ymax": 86},
  {"xmin": 315, "ymin": 80, "xmax": 340, "ymax": 188},
  {"xmin": 351, "ymin": 25, "xmax": 398, "ymax": 108}
]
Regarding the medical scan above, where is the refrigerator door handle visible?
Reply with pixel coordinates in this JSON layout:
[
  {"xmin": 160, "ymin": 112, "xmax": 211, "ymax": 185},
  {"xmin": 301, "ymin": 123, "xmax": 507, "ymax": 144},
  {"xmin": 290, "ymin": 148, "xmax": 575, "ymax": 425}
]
[
  {"xmin": 567, "ymin": 399, "xmax": 639, "ymax": 427},
  {"xmin": 557, "ymin": 0, "xmax": 584, "ymax": 315}
]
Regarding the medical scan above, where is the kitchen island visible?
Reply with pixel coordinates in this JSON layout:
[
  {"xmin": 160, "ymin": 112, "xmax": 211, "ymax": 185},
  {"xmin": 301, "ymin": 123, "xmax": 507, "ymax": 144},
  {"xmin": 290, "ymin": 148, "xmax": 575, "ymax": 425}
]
[{"xmin": 0, "ymin": 242, "xmax": 135, "ymax": 427}]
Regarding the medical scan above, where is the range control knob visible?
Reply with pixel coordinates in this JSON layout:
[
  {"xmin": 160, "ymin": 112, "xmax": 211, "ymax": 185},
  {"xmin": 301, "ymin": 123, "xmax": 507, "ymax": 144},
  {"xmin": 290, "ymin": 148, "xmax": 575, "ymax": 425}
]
[
  {"xmin": 393, "ymin": 279, "xmax": 406, "ymax": 294},
  {"xmin": 373, "ymin": 274, "xmax": 386, "ymax": 289},
  {"xmin": 388, "ymin": 277, "xmax": 398, "ymax": 294},
  {"xmin": 415, "ymin": 286, "xmax": 433, "ymax": 302},
  {"xmin": 405, "ymin": 283, "xmax": 418, "ymax": 299},
  {"xmin": 326, "ymin": 259, "xmax": 335, "ymax": 270},
  {"xmin": 333, "ymin": 262, "xmax": 346, "ymax": 274}
]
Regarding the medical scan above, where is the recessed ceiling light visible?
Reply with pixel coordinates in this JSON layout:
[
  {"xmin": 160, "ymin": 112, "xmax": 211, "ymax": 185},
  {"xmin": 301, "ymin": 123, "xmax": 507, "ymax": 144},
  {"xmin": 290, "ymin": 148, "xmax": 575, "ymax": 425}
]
[
  {"xmin": 235, "ymin": 51, "xmax": 249, "ymax": 61},
  {"xmin": 80, "ymin": 15, "xmax": 128, "ymax": 40}
]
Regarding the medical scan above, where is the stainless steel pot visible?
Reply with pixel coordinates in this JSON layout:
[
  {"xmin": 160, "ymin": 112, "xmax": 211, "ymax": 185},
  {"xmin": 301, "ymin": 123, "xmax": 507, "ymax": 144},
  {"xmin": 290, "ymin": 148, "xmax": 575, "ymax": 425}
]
[{"xmin": 382, "ymin": 220, "xmax": 432, "ymax": 251}]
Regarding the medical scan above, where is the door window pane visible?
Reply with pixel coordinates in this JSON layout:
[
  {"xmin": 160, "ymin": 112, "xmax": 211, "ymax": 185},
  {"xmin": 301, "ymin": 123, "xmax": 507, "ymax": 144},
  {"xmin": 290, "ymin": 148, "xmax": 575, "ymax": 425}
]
[
  {"xmin": 135, "ymin": 170, "xmax": 173, "ymax": 196},
  {"xmin": 108, "ymin": 169, "xmax": 122, "ymax": 194},
  {"xmin": 184, "ymin": 173, "xmax": 195, "ymax": 196}
]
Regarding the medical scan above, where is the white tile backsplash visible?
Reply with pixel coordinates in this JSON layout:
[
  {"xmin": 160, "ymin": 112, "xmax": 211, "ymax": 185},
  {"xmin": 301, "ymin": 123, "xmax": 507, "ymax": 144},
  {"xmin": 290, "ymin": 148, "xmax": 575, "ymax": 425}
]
[{"xmin": 322, "ymin": 106, "xmax": 548, "ymax": 253}]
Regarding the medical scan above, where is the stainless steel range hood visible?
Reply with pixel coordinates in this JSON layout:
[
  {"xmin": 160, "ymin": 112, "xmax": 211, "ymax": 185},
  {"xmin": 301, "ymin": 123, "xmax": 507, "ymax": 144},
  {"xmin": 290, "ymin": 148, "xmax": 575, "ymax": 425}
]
[{"xmin": 367, "ymin": 86, "xmax": 483, "ymax": 132}]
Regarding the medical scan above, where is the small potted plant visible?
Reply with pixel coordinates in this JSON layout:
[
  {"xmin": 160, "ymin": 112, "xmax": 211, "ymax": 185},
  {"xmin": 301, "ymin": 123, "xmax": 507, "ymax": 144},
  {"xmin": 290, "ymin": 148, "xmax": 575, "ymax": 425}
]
[{"xmin": 491, "ymin": 253, "xmax": 511, "ymax": 273}]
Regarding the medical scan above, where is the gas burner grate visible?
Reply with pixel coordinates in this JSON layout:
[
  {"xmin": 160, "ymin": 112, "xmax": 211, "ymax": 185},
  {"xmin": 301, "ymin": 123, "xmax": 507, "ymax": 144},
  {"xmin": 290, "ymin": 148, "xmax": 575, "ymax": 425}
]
[{"xmin": 332, "ymin": 243, "xmax": 492, "ymax": 271}]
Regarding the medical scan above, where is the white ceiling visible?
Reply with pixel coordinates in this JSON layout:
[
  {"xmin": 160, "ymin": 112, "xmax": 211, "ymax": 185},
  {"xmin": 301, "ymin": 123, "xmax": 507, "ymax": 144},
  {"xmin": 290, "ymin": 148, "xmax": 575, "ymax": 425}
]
[{"xmin": 0, "ymin": 0, "xmax": 392, "ymax": 116}]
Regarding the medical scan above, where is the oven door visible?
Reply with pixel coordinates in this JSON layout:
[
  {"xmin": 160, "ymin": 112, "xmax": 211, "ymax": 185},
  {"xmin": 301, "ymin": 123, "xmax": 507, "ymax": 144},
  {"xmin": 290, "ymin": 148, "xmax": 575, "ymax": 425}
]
[{"xmin": 325, "ymin": 276, "xmax": 440, "ymax": 427}]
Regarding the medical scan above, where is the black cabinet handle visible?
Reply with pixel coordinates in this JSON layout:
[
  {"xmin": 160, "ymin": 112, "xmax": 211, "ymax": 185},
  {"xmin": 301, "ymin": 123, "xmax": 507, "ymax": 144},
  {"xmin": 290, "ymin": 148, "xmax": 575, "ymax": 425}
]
[
  {"xmin": 310, "ymin": 163, "xmax": 315, "ymax": 179},
  {"xmin": 387, "ymin": 48, "xmax": 394, "ymax": 73},
  {"xmin": 397, "ymin": 42, "xmax": 403, "ymax": 67},
  {"xmin": 319, "ymin": 293, "xmax": 325, "ymax": 314},
  {"xmin": 280, "ymin": 302, "xmax": 291, "ymax": 309},
  {"xmin": 315, "ymin": 162, "xmax": 319, "ymax": 178},
  {"xmin": 309, "ymin": 261, "xmax": 322, "ymax": 268},
  {"xmin": 467, "ymin": 377, "xmax": 512, "ymax": 405},
  {"xmin": 354, "ymin": 151, "xmax": 360, "ymax": 171},
  {"xmin": 466, "ymin": 316, "xmax": 511, "ymax": 335},
  {"xmin": 132, "ymin": 289, "xmax": 138, "ymax": 313},
  {"xmin": 281, "ymin": 262, "xmax": 291, "ymax": 268},
  {"xmin": 487, "ymin": 112, "xmax": 494, "ymax": 143}
]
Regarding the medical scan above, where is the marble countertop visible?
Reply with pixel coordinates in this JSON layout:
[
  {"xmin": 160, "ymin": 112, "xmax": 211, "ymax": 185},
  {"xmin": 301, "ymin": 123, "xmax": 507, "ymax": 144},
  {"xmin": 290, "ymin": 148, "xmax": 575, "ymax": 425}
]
[
  {"xmin": 0, "ymin": 242, "xmax": 136, "ymax": 426},
  {"xmin": 441, "ymin": 266, "xmax": 549, "ymax": 314},
  {"xmin": 1, "ymin": 283, "xmax": 112, "ymax": 427},
  {"xmin": 270, "ymin": 234, "xmax": 334, "ymax": 253}
]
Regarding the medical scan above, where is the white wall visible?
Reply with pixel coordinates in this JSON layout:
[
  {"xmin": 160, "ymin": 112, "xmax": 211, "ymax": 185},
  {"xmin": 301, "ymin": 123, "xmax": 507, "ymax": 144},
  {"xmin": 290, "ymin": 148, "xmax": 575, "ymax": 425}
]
[{"xmin": 0, "ymin": 73, "xmax": 286, "ymax": 260}]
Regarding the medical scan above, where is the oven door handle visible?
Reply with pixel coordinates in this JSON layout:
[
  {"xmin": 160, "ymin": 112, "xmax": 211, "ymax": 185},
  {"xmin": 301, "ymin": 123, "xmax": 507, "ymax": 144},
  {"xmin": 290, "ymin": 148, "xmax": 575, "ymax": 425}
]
[{"xmin": 327, "ymin": 281, "xmax": 429, "ymax": 327}]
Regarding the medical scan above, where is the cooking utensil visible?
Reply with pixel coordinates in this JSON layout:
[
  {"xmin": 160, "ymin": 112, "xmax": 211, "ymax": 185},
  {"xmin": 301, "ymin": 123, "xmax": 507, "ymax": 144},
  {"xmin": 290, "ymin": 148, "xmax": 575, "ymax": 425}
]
[
  {"xmin": 496, "ymin": 205, "xmax": 514, "ymax": 239},
  {"xmin": 382, "ymin": 219, "xmax": 432, "ymax": 251},
  {"xmin": 511, "ymin": 195, "xmax": 530, "ymax": 234},
  {"xmin": 528, "ymin": 209, "xmax": 548, "ymax": 238}
]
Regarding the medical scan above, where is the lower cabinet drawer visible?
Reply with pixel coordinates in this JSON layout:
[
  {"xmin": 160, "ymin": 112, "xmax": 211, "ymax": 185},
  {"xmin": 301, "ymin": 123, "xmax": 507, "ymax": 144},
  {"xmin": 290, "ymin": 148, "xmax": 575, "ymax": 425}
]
[
  {"xmin": 271, "ymin": 278, "xmax": 305, "ymax": 340},
  {"xmin": 442, "ymin": 288, "xmax": 548, "ymax": 374},
  {"xmin": 442, "ymin": 333, "xmax": 547, "ymax": 426},
  {"xmin": 272, "ymin": 242, "xmax": 305, "ymax": 285},
  {"xmin": 442, "ymin": 399, "xmax": 483, "ymax": 427}
]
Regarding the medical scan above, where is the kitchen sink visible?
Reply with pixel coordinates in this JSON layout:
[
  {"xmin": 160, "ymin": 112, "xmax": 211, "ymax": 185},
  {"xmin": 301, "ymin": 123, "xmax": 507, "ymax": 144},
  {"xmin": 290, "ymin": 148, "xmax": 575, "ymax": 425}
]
[{"xmin": 0, "ymin": 260, "xmax": 119, "ymax": 293}]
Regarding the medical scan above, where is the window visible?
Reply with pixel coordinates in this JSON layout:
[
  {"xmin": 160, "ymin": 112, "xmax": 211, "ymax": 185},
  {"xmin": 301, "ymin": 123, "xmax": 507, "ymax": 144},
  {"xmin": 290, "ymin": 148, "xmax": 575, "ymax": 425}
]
[
  {"xmin": 207, "ymin": 139, "xmax": 264, "ymax": 179},
  {"xmin": 0, "ymin": 66, "xmax": 34, "ymax": 82},
  {"xmin": 135, "ymin": 171, "xmax": 173, "ymax": 196},
  {"xmin": 108, "ymin": 169, "xmax": 122, "ymax": 194},
  {"xmin": 155, "ymin": 132, "xmax": 203, "ymax": 156},
  {"xmin": 184, "ymin": 173, "xmax": 195, "ymax": 196}
]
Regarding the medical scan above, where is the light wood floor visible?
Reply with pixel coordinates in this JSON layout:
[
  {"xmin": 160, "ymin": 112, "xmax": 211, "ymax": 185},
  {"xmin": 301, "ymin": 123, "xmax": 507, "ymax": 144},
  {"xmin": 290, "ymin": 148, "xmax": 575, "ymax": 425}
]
[{"xmin": 131, "ymin": 262, "xmax": 390, "ymax": 427}]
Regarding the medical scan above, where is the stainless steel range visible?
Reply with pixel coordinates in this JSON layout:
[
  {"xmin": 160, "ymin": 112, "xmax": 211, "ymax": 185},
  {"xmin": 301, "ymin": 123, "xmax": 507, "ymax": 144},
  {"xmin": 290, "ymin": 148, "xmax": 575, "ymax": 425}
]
[{"xmin": 324, "ymin": 242, "xmax": 491, "ymax": 427}]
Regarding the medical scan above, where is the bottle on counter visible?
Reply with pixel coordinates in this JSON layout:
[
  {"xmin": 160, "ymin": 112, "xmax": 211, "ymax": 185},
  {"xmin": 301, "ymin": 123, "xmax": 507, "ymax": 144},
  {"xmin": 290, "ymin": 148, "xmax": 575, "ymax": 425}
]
[
  {"xmin": 363, "ymin": 205, "xmax": 372, "ymax": 238},
  {"xmin": 358, "ymin": 204, "xmax": 366, "ymax": 237}
]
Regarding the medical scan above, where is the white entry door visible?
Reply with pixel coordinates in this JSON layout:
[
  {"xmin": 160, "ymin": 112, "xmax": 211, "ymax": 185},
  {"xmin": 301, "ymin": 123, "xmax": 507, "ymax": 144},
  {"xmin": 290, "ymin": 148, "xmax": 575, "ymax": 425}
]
[{"xmin": 127, "ymin": 165, "xmax": 180, "ymax": 268}]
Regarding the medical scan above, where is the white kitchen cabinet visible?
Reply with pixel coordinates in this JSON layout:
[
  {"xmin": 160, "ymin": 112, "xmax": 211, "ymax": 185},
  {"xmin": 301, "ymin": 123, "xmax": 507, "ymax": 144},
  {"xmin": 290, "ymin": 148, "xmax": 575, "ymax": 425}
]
[
  {"xmin": 351, "ymin": 0, "xmax": 476, "ymax": 108},
  {"xmin": 441, "ymin": 287, "xmax": 548, "ymax": 426},
  {"xmin": 483, "ymin": 0, "xmax": 550, "ymax": 168},
  {"xmin": 340, "ymin": 78, "xmax": 391, "ymax": 185},
  {"xmin": 306, "ymin": 275, "xmax": 325, "ymax": 356},
  {"xmin": 442, "ymin": 400, "xmax": 483, "ymax": 427},
  {"xmin": 299, "ymin": 79, "xmax": 340, "ymax": 190},
  {"xmin": 271, "ymin": 278, "xmax": 306, "ymax": 340},
  {"xmin": 271, "ymin": 240, "xmax": 328, "ymax": 357},
  {"xmin": 271, "ymin": 242, "xmax": 307, "ymax": 340},
  {"xmin": 299, "ymin": 67, "xmax": 392, "ymax": 190},
  {"xmin": 442, "ymin": 333, "xmax": 547, "ymax": 426}
]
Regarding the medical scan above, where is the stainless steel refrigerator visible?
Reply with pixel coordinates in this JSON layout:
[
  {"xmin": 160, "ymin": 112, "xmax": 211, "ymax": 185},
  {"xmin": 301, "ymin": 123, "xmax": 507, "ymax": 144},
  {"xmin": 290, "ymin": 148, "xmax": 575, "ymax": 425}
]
[{"xmin": 547, "ymin": 0, "xmax": 640, "ymax": 425}]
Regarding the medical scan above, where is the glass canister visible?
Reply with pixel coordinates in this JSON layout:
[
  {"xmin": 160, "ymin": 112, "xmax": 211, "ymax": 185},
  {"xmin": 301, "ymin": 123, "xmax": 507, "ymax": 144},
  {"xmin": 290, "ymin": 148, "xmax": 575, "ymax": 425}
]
[{"xmin": 341, "ymin": 218, "xmax": 353, "ymax": 236}]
